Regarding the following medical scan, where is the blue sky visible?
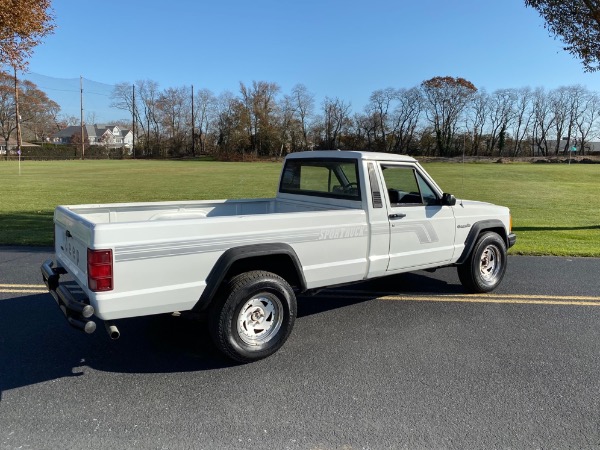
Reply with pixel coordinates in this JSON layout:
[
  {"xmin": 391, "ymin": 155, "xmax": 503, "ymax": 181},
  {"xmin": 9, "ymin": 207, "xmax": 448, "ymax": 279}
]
[{"xmin": 23, "ymin": 0, "xmax": 600, "ymax": 121}]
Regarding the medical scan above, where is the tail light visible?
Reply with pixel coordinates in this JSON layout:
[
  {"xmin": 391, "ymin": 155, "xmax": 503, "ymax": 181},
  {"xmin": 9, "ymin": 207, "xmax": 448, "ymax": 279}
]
[{"xmin": 87, "ymin": 249, "xmax": 113, "ymax": 292}]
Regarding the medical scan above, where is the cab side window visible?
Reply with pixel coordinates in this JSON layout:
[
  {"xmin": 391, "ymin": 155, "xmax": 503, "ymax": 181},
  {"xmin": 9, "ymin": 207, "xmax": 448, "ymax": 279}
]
[{"xmin": 382, "ymin": 166, "xmax": 438, "ymax": 206}]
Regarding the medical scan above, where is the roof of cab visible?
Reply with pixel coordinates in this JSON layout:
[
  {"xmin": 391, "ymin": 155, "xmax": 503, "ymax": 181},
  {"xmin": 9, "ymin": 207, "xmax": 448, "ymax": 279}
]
[{"xmin": 285, "ymin": 150, "xmax": 417, "ymax": 163}]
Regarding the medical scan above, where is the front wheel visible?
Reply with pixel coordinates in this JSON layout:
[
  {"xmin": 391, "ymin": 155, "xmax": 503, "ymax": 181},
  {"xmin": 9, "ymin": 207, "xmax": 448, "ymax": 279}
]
[
  {"xmin": 209, "ymin": 271, "xmax": 296, "ymax": 363},
  {"xmin": 457, "ymin": 232, "xmax": 507, "ymax": 293}
]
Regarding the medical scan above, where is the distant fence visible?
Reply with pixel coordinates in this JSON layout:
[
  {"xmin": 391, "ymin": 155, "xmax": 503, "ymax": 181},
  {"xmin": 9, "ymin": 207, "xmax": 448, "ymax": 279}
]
[{"xmin": 22, "ymin": 73, "xmax": 125, "ymax": 124}]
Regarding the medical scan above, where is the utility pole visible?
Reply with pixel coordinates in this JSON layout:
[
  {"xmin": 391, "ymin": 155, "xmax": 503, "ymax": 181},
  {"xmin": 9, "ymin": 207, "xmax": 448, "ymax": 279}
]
[
  {"xmin": 132, "ymin": 84, "xmax": 136, "ymax": 159},
  {"xmin": 13, "ymin": 67, "xmax": 22, "ymax": 162},
  {"xmin": 191, "ymin": 84, "xmax": 195, "ymax": 157},
  {"xmin": 80, "ymin": 76, "xmax": 85, "ymax": 160}
]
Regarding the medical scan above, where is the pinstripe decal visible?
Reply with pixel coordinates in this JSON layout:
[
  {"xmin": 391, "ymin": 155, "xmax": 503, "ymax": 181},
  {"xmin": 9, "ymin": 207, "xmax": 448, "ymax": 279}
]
[
  {"xmin": 114, "ymin": 224, "xmax": 373, "ymax": 262},
  {"xmin": 391, "ymin": 221, "xmax": 439, "ymax": 244}
]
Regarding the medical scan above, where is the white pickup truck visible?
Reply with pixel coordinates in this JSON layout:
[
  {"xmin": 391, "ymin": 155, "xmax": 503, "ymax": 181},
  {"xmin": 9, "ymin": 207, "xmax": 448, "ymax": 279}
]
[{"xmin": 42, "ymin": 150, "xmax": 516, "ymax": 362}]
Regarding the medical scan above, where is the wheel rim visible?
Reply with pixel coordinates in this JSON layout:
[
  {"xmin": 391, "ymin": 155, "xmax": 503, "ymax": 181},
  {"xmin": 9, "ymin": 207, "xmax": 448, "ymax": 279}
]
[
  {"xmin": 237, "ymin": 293, "xmax": 283, "ymax": 346},
  {"xmin": 479, "ymin": 244, "xmax": 502, "ymax": 284}
]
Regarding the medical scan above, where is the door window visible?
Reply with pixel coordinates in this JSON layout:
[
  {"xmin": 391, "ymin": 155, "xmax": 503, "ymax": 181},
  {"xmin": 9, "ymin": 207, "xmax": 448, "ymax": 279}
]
[{"xmin": 382, "ymin": 166, "xmax": 438, "ymax": 206}]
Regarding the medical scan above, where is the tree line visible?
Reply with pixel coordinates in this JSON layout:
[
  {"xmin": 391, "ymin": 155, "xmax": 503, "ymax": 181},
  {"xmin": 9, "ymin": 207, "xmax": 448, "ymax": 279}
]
[
  {"xmin": 3, "ymin": 0, "xmax": 600, "ymax": 160},
  {"xmin": 111, "ymin": 76, "xmax": 600, "ymax": 158},
  {"xmin": 2, "ymin": 73, "xmax": 600, "ymax": 159}
]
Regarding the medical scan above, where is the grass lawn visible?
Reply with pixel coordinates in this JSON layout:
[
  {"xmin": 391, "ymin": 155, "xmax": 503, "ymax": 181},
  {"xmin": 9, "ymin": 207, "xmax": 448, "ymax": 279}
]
[{"xmin": 0, "ymin": 159, "xmax": 598, "ymax": 256}]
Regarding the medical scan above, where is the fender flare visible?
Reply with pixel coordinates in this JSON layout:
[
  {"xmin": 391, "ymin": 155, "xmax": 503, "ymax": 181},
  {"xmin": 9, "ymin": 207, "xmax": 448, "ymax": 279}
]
[
  {"xmin": 455, "ymin": 219, "xmax": 509, "ymax": 265},
  {"xmin": 193, "ymin": 243, "xmax": 306, "ymax": 312}
]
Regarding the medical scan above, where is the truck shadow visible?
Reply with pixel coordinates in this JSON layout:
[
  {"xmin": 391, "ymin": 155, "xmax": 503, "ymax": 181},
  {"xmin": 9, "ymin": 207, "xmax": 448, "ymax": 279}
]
[
  {"xmin": 0, "ymin": 271, "xmax": 460, "ymax": 397},
  {"xmin": 298, "ymin": 270, "xmax": 464, "ymax": 317},
  {"xmin": 0, "ymin": 293, "xmax": 232, "ymax": 399}
]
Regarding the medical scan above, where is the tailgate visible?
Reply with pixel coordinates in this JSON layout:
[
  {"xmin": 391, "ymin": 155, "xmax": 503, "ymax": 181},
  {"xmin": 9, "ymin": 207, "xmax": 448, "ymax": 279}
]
[{"xmin": 54, "ymin": 206, "xmax": 93, "ymax": 287}]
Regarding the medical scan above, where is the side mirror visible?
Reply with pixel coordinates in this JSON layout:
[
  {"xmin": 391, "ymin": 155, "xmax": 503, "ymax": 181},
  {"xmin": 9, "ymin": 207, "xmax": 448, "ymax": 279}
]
[{"xmin": 441, "ymin": 193, "xmax": 456, "ymax": 206}]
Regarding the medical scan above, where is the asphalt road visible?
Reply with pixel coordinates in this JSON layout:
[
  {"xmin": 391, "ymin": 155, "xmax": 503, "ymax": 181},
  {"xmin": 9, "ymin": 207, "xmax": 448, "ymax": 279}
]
[{"xmin": 1, "ymin": 247, "xmax": 600, "ymax": 449}]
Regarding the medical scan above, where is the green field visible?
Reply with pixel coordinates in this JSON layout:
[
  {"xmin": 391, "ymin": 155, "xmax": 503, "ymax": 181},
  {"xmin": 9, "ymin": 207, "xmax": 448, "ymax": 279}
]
[{"xmin": 0, "ymin": 159, "xmax": 598, "ymax": 256}]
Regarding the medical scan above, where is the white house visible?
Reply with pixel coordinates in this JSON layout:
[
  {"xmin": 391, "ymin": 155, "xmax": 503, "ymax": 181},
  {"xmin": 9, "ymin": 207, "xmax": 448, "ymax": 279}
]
[{"xmin": 51, "ymin": 125, "xmax": 133, "ymax": 148}]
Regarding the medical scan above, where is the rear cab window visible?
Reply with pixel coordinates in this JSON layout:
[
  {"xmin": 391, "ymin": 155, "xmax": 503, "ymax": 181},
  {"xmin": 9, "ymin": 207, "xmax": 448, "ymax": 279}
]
[{"xmin": 280, "ymin": 158, "xmax": 361, "ymax": 201}]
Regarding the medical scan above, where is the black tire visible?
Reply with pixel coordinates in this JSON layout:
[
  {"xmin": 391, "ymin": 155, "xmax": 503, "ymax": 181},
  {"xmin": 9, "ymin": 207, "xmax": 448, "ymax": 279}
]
[
  {"xmin": 457, "ymin": 232, "xmax": 507, "ymax": 293},
  {"xmin": 208, "ymin": 271, "xmax": 296, "ymax": 363}
]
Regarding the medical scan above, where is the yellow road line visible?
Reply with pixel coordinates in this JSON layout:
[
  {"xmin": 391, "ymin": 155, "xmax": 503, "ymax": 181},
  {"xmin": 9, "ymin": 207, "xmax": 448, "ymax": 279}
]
[
  {"xmin": 316, "ymin": 291, "xmax": 600, "ymax": 307},
  {"xmin": 0, "ymin": 284, "xmax": 46, "ymax": 289},
  {"xmin": 0, "ymin": 284, "xmax": 48, "ymax": 294},
  {"xmin": 1, "ymin": 289, "xmax": 48, "ymax": 294},
  {"xmin": 378, "ymin": 295, "xmax": 600, "ymax": 307}
]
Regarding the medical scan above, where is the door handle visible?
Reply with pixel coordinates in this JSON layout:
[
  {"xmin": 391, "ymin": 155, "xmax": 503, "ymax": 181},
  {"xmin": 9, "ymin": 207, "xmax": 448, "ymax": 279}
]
[{"xmin": 388, "ymin": 213, "xmax": 406, "ymax": 220}]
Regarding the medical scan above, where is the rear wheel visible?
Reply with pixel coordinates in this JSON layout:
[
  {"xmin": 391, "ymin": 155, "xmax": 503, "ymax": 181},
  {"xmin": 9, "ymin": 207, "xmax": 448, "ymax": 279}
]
[
  {"xmin": 458, "ymin": 232, "xmax": 507, "ymax": 293},
  {"xmin": 209, "ymin": 271, "xmax": 296, "ymax": 363}
]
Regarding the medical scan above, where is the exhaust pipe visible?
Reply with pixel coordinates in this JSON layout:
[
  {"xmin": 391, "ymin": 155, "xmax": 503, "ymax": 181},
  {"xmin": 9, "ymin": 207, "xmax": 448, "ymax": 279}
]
[
  {"xmin": 68, "ymin": 316, "xmax": 96, "ymax": 334},
  {"xmin": 104, "ymin": 321, "xmax": 120, "ymax": 340}
]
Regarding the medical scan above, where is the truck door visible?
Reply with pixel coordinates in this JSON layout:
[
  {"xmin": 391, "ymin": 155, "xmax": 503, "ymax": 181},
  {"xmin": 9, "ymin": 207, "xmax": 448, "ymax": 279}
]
[{"xmin": 381, "ymin": 164, "xmax": 456, "ymax": 271}]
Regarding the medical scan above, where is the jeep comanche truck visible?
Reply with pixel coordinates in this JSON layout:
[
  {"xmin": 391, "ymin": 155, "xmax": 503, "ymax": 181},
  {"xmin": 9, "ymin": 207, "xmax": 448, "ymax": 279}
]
[{"xmin": 42, "ymin": 150, "xmax": 516, "ymax": 362}]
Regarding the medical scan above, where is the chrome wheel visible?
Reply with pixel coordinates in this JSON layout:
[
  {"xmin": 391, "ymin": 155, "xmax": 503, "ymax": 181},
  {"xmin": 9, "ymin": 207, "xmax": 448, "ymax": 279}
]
[
  {"xmin": 479, "ymin": 244, "xmax": 502, "ymax": 284},
  {"xmin": 237, "ymin": 294, "xmax": 283, "ymax": 346},
  {"xmin": 209, "ymin": 270, "xmax": 297, "ymax": 363},
  {"xmin": 457, "ymin": 232, "xmax": 507, "ymax": 293}
]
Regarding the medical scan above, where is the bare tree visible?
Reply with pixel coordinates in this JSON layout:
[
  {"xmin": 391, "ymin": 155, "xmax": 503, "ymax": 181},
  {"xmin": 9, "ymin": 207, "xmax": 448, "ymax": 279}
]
[
  {"xmin": 215, "ymin": 91, "xmax": 248, "ymax": 157},
  {"xmin": 239, "ymin": 81, "xmax": 281, "ymax": 156},
  {"xmin": 320, "ymin": 96, "xmax": 352, "ymax": 149},
  {"xmin": 510, "ymin": 88, "xmax": 534, "ymax": 157},
  {"xmin": 389, "ymin": 87, "xmax": 422, "ymax": 154},
  {"xmin": 157, "ymin": 86, "xmax": 190, "ymax": 156},
  {"xmin": 575, "ymin": 90, "xmax": 600, "ymax": 154},
  {"xmin": 365, "ymin": 87, "xmax": 397, "ymax": 151},
  {"xmin": 487, "ymin": 89, "xmax": 517, "ymax": 156},
  {"xmin": 278, "ymin": 94, "xmax": 297, "ymax": 155},
  {"xmin": 137, "ymin": 80, "xmax": 161, "ymax": 156},
  {"xmin": 58, "ymin": 114, "xmax": 79, "ymax": 128},
  {"xmin": 531, "ymin": 87, "xmax": 555, "ymax": 156},
  {"xmin": 290, "ymin": 84, "xmax": 315, "ymax": 151},
  {"xmin": 110, "ymin": 82, "xmax": 135, "ymax": 122},
  {"xmin": 468, "ymin": 90, "xmax": 489, "ymax": 156},
  {"xmin": 561, "ymin": 85, "xmax": 589, "ymax": 154},
  {"xmin": 549, "ymin": 87, "xmax": 571, "ymax": 154},
  {"xmin": 351, "ymin": 112, "xmax": 374, "ymax": 150},
  {"xmin": 193, "ymin": 88, "xmax": 216, "ymax": 155}
]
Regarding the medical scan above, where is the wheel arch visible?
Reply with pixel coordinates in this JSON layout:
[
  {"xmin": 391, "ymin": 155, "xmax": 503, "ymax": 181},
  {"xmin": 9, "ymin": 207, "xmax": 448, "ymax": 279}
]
[
  {"xmin": 455, "ymin": 220, "xmax": 509, "ymax": 265},
  {"xmin": 193, "ymin": 243, "xmax": 306, "ymax": 312}
]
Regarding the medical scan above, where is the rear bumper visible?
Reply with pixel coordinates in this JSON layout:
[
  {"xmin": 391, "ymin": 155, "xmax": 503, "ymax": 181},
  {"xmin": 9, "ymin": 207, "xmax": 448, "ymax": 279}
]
[
  {"xmin": 508, "ymin": 233, "xmax": 517, "ymax": 249},
  {"xmin": 41, "ymin": 259, "xmax": 97, "ymax": 334}
]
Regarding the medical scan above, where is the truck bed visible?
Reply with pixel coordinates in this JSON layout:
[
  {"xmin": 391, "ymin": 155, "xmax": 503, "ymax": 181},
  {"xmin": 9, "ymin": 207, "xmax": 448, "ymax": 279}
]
[
  {"xmin": 58, "ymin": 197, "xmax": 341, "ymax": 225},
  {"xmin": 53, "ymin": 196, "xmax": 370, "ymax": 320}
]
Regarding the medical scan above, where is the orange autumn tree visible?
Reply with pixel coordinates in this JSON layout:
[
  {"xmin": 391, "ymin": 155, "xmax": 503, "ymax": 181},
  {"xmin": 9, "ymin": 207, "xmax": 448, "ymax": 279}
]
[
  {"xmin": 0, "ymin": 0, "xmax": 55, "ymax": 153},
  {"xmin": 0, "ymin": 71, "xmax": 60, "ymax": 153},
  {"xmin": 526, "ymin": 0, "xmax": 600, "ymax": 72},
  {"xmin": 421, "ymin": 76, "xmax": 477, "ymax": 156}
]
